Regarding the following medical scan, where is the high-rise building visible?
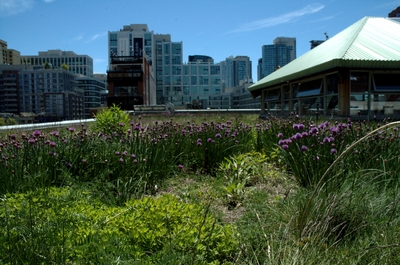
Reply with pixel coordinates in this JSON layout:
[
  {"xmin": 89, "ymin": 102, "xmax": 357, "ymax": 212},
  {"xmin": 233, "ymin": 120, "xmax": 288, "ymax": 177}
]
[
  {"xmin": 93, "ymin": 73, "xmax": 109, "ymax": 106},
  {"xmin": 221, "ymin": 56, "xmax": 252, "ymax": 89},
  {"xmin": 108, "ymin": 24, "xmax": 163, "ymax": 107},
  {"xmin": 257, "ymin": 58, "xmax": 263, "ymax": 82},
  {"xmin": 108, "ymin": 24, "xmax": 255, "ymax": 110},
  {"xmin": 21, "ymin": 50, "xmax": 94, "ymax": 77},
  {"xmin": 77, "ymin": 76, "xmax": 106, "ymax": 118},
  {"xmin": 259, "ymin": 37, "xmax": 296, "ymax": 80},
  {"xmin": 0, "ymin": 39, "xmax": 21, "ymax": 66},
  {"xmin": 0, "ymin": 64, "xmax": 84, "ymax": 121}
]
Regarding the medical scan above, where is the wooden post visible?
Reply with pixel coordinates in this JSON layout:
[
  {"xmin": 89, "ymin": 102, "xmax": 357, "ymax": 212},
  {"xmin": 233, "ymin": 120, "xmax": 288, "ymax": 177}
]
[
  {"xmin": 260, "ymin": 90, "xmax": 266, "ymax": 115},
  {"xmin": 338, "ymin": 70, "xmax": 350, "ymax": 116}
]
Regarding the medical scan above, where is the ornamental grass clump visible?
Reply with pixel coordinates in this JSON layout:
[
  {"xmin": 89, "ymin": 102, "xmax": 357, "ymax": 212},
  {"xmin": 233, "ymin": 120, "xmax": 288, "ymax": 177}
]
[{"xmin": 274, "ymin": 118, "xmax": 400, "ymax": 188}]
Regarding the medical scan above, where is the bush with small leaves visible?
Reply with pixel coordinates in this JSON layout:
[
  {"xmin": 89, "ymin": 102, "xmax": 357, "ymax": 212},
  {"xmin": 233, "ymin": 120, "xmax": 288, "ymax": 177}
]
[{"xmin": 93, "ymin": 104, "xmax": 131, "ymax": 135}]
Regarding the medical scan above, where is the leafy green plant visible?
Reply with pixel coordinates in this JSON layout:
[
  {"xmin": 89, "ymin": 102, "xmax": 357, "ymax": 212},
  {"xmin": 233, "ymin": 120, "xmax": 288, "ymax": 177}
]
[
  {"xmin": 0, "ymin": 117, "xmax": 18, "ymax": 126},
  {"xmin": 0, "ymin": 187, "xmax": 238, "ymax": 264},
  {"xmin": 93, "ymin": 104, "xmax": 131, "ymax": 135}
]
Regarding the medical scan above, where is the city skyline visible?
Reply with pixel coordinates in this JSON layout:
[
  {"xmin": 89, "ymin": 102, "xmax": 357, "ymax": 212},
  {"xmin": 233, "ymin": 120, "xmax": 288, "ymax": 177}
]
[{"xmin": 1, "ymin": 0, "xmax": 397, "ymax": 80}]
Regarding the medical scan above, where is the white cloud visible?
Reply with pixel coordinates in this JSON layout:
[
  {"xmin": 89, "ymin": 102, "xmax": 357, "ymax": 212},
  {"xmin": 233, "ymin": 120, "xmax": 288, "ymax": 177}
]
[
  {"xmin": 85, "ymin": 32, "xmax": 107, "ymax": 43},
  {"xmin": 228, "ymin": 3, "xmax": 325, "ymax": 33},
  {"xmin": 72, "ymin": 34, "xmax": 84, "ymax": 42},
  {"xmin": 0, "ymin": 0, "xmax": 34, "ymax": 17},
  {"xmin": 44, "ymin": 0, "xmax": 55, "ymax": 3}
]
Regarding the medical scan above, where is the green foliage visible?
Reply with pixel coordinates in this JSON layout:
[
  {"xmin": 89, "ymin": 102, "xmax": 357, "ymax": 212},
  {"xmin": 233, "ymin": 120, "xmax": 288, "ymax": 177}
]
[
  {"xmin": 1, "ymin": 114, "xmax": 400, "ymax": 264},
  {"xmin": 0, "ymin": 187, "xmax": 238, "ymax": 264},
  {"xmin": 218, "ymin": 152, "xmax": 283, "ymax": 208},
  {"xmin": 93, "ymin": 104, "xmax": 131, "ymax": 135},
  {"xmin": 61, "ymin": 63, "xmax": 69, "ymax": 70},
  {"xmin": 0, "ymin": 117, "xmax": 18, "ymax": 126}
]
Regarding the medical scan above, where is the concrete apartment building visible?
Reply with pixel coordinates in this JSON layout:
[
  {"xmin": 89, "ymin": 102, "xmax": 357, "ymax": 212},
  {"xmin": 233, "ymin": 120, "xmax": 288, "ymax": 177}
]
[
  {"xmin": 108, "ymin": 24, "xmax": 255, "ymax": 110},
  {"xmin": 77, "ymin": 76, "xmax": 107, "ymax": 118},
  {"xmin": 21, "ymin": 50, "xmax": 94, "ymax": 77},
  {"xmin": 0, "ymin": 39, "xmax": 21, "ymax": 66},
  {"xmin": 0, "ymin": 64, "xmax": 84, "ymax": 122},
  {"xmin": 0, "ymin": 41, "xmax": 105, "ymax": 121},
  {"xmin": 108, "ymin": 24, "xmax": 158, "ymax": 108}
]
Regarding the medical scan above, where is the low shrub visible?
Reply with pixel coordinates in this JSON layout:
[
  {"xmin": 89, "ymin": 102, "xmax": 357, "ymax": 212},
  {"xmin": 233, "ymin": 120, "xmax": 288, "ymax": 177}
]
[
  {"xmin": 0, "ymin": 187, "xmax": 238, "ymax": 264},
  {"xmin": 93, "ymin": 104, "xmax": 131, "ymax": 135}
]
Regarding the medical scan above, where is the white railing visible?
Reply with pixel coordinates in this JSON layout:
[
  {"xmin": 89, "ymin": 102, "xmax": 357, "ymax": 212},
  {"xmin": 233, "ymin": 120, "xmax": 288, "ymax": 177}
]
[{"xmin": 0, "ymin": 119, "xmax": 95, "ymax": 131}]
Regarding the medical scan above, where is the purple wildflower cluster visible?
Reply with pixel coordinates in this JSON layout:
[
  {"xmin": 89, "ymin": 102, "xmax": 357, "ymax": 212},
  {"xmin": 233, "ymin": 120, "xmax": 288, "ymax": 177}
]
[{"xmin": 278, "ymin": 121, "xmax": 354, "ymax": 156}]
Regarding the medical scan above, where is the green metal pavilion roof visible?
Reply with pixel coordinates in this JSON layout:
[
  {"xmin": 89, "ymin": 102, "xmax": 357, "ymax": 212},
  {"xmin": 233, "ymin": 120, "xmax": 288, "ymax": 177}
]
[{"xmin": 248, "ymin": 17, "xmax": 400, "ymax": 94}]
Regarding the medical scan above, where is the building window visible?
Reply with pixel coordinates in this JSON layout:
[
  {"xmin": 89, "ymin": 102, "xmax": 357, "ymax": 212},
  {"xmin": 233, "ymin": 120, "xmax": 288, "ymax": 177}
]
[
  {"xmin": 296, "ymin": 79, "xmax": 322, "ymax": 97},
  {"xmin": 373, "ymin": 74, "xmax": 400, "ymax": 92},
  {"xmin": 265, "ymin": 88, "xmax": 280, "ymax": 101}
]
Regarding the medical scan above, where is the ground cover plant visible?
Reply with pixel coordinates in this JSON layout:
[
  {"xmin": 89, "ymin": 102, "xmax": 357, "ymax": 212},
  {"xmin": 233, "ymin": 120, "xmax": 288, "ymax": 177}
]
[{"xmin": 1, "ymin": 108, "xmax": 400, "ymax": 264}]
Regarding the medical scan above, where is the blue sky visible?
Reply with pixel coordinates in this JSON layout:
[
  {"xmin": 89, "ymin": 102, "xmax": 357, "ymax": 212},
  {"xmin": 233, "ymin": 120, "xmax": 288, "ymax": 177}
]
[{"xmin": 0, "ymin": 0, "xmax": 398, "ymax": 79}]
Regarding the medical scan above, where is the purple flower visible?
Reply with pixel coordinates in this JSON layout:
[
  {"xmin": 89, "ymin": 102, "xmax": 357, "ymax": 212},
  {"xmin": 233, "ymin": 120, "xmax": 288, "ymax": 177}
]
[
  {"xmin": 301, "ymin": 145, "xmax": 308, "ymax": 152},
  {"xmin": 69, "ymin": 127, "xmax": 75, "ymax": 133},
  {"xmin": 207, "ymin": 138, "xmax": 213, "ymax": 143},
  {"xmin": 178, "ymin": 164, "xmax": 183, "ymax": 170},
  {"xmin": 49, "ymin": 141, "xmax": 56, "ymax": 147},
  {"xmin": 66, "ymin": 163, "xmax": 72, "ymax": 168},
  {"xmin": 33, "ymin": 130, "xmax": 41, "ymax": 137},
  {"xmin": 115, "ymin": 151, "xmax": 120, "ymax": 156},
  {"xmin": 292, "ymin": 133, "xmax": 302, "ymax": 140},
  {"xmin": 131, "ymin": 154, "xmax": 136, "ymax": 159},
  {"xmin": 133, "ymin": 159, "xmax": 138, "ymax": 163},
  {"xmin": 28, "ymin": 138, "xmax": 36, "ymax": 144},
  {"xmin": 82, "ymin": 159, "xmax": 87, "ymax": 163},
  {"xmin": 309, "ymin": 127, "xmax": 318, "ymax": 135},
  {"xmin": 331, "ymin": 148, "xmax": 337, "ymax": 154},
  {"xmin": 278, "ymin": 133, "xmax": 283, "ymax": 138},
  {"xmin": 119, "ymin": 123, "xmax": 124, "ymax": 127},
  {"xmin": 119, "ymin": 158, "xmax": 124, "ymax": 163},
  {"xmin": 282, "ymin": 144, "xmax": 289, "ymax": 150},
  {"xmin": 216, "ymin": 133, "xmax": 222, "ymax": 138}
]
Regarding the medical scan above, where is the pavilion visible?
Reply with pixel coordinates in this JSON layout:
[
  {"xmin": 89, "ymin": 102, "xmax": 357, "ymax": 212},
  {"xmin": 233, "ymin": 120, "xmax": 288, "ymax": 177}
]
[{"xmin": 248, "ymin": 17, "xmax": 400, "ymax": 119}]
